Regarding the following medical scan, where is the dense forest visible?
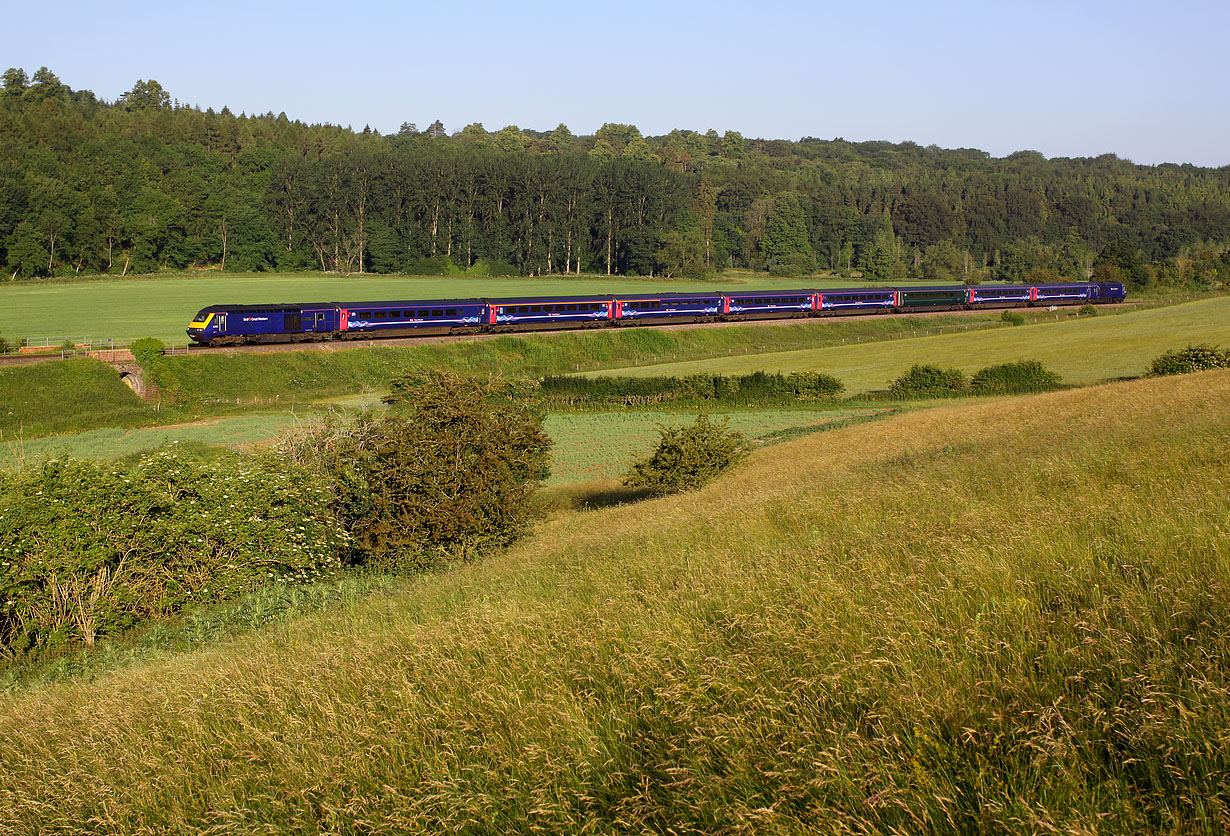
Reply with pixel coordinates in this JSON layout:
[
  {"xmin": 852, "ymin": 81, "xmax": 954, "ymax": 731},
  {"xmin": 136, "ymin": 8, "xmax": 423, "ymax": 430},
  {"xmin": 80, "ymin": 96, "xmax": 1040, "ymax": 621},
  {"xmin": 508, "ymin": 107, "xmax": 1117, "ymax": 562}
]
[{"xmin": 2, "ymin": 66, "xmax": 1229, "ymax": 288}]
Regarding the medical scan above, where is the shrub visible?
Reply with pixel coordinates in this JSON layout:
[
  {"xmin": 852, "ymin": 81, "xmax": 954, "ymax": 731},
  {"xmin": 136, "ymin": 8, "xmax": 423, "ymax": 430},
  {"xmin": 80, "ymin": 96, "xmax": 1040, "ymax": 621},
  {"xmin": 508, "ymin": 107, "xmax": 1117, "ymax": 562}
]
[
  {"xmin": 282, "ymin": 371, "xmax": 551, "ymax": 571},
  {"xmin": 1078, "ymin": 303, "xmax": 1098, "ymax": 316},
  {"xmin": 889, "ymin": 364, "xmax": 967, "ymax": 398},
  {"xmin": 970, "ymin": 360, "xmax": 1063, "ymax": 394},
  {"xmin": 539, "ymin": 371, "xmax": 844, "ymax": 409},
  {"xmin": 1000, "ymin": 310, "xmax": 1025, "ymax": 326},
  {"xmin": 0, "ymin": 449, "xmax": 346, "ymax": 656},
  {"xmin": 624, "ymin": 414, "xmax": 750, "ymax": 496},
  {"xmin": 0, "ymin": 333, "xmax": 10, "ymax": 355},
  {"xmin": 1148, "ymin": 344, "xmax": 1230, "ymax": 376},
  {"xmin": 129, "ymin": 337, "xmax": 166, "ymax": 369}
]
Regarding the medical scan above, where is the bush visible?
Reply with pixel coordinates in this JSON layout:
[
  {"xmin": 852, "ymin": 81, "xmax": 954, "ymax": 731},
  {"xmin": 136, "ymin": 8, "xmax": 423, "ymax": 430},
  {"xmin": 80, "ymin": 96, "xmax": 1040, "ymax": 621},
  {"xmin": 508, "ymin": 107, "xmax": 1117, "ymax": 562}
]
[
  {"xmin": 1148, "ymin": 344, "xmax": 1230, "ymax": 376},
  {"xmin": 282, "ymin": 370, "xmax": 551, "ymax": 571},
  {"xmin": 889, "ymin": 364, "xmax": 967, "ymax": 398},
  {"xmin": 466, "ymin": 258, "xmax": 519, "ymax": 277},
  {"xmin": 539, "ymin": 371, "xmax": 844, "ymax": 409},
  {"xmin": 0, "ymin": 449, "xmax": 346, "ymax": 656},
  {"xmin": 129, "ymin": 337, "xmax": 165, "ymax": 369},
  {"xmin": 1078, "ymin": 303, "xmax": 1098, "ymax": 317},
  {"xmin": 970, "ymin": 360, "xmax": 1063, "ymax": 394},
  {"xmin": 624, "ymin": 414, "xmax": 750, "ymax": 496},
  {"xmin": 1000, "ymin": 310, "xmax": 1025, "ymax": 326}
]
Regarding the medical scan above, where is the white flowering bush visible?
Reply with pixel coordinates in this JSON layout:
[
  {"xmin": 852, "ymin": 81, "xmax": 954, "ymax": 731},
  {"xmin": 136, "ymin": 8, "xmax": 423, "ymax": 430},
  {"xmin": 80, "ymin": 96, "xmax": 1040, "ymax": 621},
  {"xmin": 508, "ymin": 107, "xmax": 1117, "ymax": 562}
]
[{"xmin": 0, "ymin": 449, "xmax": 347, "ymax": 656}]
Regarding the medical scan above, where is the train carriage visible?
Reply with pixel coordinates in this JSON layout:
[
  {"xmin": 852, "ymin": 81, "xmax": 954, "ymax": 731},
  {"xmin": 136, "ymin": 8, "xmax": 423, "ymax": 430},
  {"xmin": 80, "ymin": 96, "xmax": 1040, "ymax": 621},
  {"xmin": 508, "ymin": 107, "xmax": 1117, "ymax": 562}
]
[
  {"xmin": 612, "ymin": 293, "xmax": 724, "ymax": 324},
  {"xmin": 486, "ymin": 296, "xmax": 615, "ymax": 330}
]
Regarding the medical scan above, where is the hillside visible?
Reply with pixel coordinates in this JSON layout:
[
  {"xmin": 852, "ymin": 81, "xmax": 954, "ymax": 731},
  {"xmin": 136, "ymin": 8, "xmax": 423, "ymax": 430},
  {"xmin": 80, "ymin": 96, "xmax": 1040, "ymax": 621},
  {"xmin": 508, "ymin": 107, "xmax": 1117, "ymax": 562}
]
[{"xmin": 2, "ymin": 370, "xmax": 1227, "ymax": 833}]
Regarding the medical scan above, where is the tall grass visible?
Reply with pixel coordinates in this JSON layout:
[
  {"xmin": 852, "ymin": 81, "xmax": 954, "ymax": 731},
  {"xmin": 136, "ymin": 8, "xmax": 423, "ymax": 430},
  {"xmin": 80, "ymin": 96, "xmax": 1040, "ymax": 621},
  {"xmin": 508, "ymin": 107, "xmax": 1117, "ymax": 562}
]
[{"xmin": 1, "ymin": 370, "xmax": 1227, "ymax": 833}]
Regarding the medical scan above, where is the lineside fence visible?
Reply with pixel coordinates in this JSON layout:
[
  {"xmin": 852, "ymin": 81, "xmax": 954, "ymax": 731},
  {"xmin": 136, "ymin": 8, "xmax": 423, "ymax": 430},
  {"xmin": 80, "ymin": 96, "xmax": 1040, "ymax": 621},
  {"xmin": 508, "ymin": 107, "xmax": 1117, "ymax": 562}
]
[{"xmin": 0, "ymin": 337, "xmax": 197, "ymax": 361}]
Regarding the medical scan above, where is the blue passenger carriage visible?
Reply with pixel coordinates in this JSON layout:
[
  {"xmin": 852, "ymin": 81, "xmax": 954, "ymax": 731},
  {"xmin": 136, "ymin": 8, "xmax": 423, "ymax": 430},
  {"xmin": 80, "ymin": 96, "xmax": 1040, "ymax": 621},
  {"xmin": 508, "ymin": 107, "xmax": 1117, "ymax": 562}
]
[
  {"xmin": 341, "ymin": 299, "xmax": 485, "ymax": 336},
  {"xmin": 487, "ymin": 296, "xmax": 615, "ymax": 330},
  {"xmin": 613, "ymin": 293, "xmax": 724, "ymax": 324}
]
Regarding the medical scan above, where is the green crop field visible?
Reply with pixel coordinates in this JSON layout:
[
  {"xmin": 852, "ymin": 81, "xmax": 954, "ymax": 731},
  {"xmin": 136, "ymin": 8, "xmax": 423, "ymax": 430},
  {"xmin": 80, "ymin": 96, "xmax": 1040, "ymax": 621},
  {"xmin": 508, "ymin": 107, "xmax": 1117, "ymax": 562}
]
[
  {"xmin": 590, "ymin": 296, "xmax": 1230, "ymax": 391},
  {"xmin": 2, "ymin": 370, "xmax": 1226, "ymax": 832},
  {"xmin": 0, "ymin": 272, "xmax": 920, "ymax": 345}
]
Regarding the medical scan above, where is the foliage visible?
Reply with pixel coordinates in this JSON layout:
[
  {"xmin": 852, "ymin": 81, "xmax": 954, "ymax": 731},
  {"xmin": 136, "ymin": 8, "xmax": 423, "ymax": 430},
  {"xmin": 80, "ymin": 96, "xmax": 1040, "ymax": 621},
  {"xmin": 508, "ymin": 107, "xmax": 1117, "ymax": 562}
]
[
  {"xmin": 969, "ymin": 360, "xmax": 1063, "ymax": 394},
  {"xmin": 540, "ymin": 371, "xmax": 843, "ymax": 409},
  {"xmin": 281, "ymin": 371, "xmax": 551, "ymax": 571},
  {"xmin": 623, "ymin": 413, "xmax": 749, "ymax": 496},
  {"xmin": 0, "ymin": 448, "xmax": 345, "ymax": 656},
  {"xmin": 889, "ymin": 363, "xmax": 967, "ymax": 397},
  {"xmin": 129, "ymin": 337, "xmax": 165, "ymax": 370},
  {"xmin": 2, "ymin": 66, "xmax": 1229, "ymax": 282},
  {"xmin": 1000, "ymin": 309, "xmax": 1025, "ymax": 325},
  {"xmin": 1148, "ymin": 344, "xmax": 1230, "ymax": 376},
  {"xmin": 1078, "ymin": 303, "xmax": 1098, "ymax": 316}
]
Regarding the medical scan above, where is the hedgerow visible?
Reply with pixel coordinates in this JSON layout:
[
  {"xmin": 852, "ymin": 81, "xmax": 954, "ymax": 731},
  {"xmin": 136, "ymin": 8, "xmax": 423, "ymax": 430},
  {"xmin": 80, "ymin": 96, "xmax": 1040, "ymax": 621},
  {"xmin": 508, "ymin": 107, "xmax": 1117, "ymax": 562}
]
[
  {"xmin": 970, "ymin": 360, "xmax": 1063, "ymax": 394},
  {"xmin": 889, "ymin": 364, "xmax": 967, "ymax": 398},
  {"xmin": 540, "ymin": 371, "xmax": 844, "ymax": 409},
  {"xmin": 0, "ymin": 448, "xmax": 346, "ymax": 656}
]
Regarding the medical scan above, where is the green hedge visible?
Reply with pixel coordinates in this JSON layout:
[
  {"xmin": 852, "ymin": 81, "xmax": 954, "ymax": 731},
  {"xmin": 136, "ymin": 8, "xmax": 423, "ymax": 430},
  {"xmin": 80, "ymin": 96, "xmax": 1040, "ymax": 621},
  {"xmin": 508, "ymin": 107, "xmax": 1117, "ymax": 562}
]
[
  {"xmin": 970, "ymin": 360, "xmax": 1063, "ymax": 394},
  {"xmin": 540, "ymin": 371, "xmax": 844, "ymax": 408}
]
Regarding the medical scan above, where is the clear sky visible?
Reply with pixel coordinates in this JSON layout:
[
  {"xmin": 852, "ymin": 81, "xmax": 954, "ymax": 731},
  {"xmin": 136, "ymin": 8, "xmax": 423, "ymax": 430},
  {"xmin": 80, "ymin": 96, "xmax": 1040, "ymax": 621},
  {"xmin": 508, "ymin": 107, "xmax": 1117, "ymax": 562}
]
[{"xmin": 8, "ymin": 0, "xmax": 1228, "ymax": 166}]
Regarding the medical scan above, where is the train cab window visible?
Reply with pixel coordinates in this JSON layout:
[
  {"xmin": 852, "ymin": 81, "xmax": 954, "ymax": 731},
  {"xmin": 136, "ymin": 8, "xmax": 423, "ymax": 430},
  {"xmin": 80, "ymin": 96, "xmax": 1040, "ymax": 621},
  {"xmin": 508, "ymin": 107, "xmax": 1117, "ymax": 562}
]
[{"xmin": 374, "ymin": 311, "xmax": 387, "ymax": 319}]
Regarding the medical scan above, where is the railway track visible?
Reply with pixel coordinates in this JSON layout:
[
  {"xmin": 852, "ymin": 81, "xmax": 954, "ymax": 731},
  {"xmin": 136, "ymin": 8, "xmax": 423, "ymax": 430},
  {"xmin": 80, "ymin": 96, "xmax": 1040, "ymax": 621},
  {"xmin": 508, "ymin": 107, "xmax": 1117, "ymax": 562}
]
[{"xmin": 0, "ymin": 303, "xmax": 1137, "ymax": 367}]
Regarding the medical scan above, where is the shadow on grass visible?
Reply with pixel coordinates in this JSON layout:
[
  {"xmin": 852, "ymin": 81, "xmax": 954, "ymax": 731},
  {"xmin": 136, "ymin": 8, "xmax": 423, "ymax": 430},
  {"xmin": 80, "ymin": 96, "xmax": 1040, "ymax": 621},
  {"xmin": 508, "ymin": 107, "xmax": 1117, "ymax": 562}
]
[{"xmin": 535, "ymin": 479, "xmax": 655, "ymax": 514}]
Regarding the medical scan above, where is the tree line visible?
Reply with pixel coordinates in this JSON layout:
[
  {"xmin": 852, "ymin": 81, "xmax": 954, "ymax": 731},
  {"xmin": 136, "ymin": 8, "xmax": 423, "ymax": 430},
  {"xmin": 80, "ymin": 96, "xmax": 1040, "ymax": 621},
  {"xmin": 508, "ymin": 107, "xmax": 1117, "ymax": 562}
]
[{"xmin": 2, "ymin": 66, "xmax": 1229, "ymax": 288}]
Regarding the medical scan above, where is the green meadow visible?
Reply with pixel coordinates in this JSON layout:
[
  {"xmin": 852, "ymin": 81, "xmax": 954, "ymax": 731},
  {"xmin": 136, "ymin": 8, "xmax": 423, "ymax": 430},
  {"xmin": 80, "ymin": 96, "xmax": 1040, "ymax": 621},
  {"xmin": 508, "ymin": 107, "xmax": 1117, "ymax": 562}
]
[{"xmin": 590, "ymin": 296, "xmax": 1230, "ymax": 391}]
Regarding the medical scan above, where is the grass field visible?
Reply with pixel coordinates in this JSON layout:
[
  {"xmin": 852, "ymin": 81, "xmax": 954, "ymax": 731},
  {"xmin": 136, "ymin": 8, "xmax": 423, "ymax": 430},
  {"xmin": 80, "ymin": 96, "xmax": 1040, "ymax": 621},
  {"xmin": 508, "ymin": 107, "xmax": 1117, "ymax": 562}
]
[
  {"xmin": 1, "ymin": 370, "xmax": 1226, "ymax": 833},
  {"xmin": 591, "ymin": 296, "xmax": 1230, "ymax": 391},
  {"xmin": 0, "ymin": 271, "xmax": 914, "ymax": 345}
]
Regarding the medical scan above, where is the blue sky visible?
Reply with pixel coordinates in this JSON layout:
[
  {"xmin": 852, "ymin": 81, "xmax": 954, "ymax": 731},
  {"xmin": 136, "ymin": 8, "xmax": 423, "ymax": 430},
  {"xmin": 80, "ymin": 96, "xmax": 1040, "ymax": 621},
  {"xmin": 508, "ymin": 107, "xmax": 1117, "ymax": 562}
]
[{"xmin": 10, "ymin": 0, "xmax": 1228, "ymax": 166}]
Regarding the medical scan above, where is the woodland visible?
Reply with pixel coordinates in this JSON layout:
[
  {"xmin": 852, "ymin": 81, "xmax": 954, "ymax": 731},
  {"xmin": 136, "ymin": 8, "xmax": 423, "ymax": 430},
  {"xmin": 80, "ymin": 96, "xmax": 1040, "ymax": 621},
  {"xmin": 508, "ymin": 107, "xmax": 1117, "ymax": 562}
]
[{"xmin": 3, "ymin": 67, "xmax": 1229, "ymax": 287}]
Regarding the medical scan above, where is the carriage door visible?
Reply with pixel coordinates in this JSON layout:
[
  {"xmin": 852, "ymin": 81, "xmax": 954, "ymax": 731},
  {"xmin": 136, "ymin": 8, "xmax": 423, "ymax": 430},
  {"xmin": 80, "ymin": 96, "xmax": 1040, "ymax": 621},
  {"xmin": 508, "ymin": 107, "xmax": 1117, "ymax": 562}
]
[
  {"xmin": 284, "ymin": 312, "xmax": 302, "ymax": 333},
  {"xmin": 313, "ymin": 311, "xmax": 328, "ymax": 331},
  {"xmin": 216, "ymin": 313, "xmax": 227, "ymax": 334}
]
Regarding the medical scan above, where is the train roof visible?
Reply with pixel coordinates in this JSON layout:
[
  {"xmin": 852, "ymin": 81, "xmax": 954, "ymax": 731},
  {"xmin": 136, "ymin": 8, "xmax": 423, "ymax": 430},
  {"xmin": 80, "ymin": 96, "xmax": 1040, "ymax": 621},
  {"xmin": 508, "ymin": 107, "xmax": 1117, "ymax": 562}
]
[{"xmin": 341, "ymin": 299, "xmax": 485, "ymax": 307}]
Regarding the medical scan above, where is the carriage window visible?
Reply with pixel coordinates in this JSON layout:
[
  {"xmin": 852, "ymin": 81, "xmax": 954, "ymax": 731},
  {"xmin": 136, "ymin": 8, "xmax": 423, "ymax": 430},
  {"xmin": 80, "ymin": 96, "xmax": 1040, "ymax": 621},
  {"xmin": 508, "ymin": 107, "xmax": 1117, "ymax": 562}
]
[
  {"xmin": 652, "ymin": 301, "xmax": 661, "ymax": 309},
  {"xmin": 387, "ymin": 311, "xmax": 400, "ymax": 318},
  {"xmin": 431, "ymin": 310, "xmax": 443, "ymax": 317},
  {"xmin": 567, "ymin": 304, "xmax": 577, "ymax": 311},
  {"xmin": 374, "ymin": 311, "xmax": 387, "ymax": 319},
  {"xmin": 531, "ymin": 306, "xmax": 542, "ymax": 313},
  {"xmin": 446, "ymin": 309, "xmax": 457, "ymax": 316}
]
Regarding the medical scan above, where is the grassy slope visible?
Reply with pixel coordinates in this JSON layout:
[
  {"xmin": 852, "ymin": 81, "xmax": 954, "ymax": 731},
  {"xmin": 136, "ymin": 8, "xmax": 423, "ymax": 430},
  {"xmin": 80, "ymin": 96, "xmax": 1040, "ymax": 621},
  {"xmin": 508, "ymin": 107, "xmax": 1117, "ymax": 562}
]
[
  {"xmin": 0, "ymin": 272, "xmax": 901, "ymax": 344},
  {"xmin": 0, "ymin": 359, "xmax": 161, "ymax": 439},
  {"xmin": 592, "ymin": 296, "xmax": 1230, "ymax": 390},
  {"xmin": 2, "ymin": 371, "xmax": 1227, "ymax": 833}
]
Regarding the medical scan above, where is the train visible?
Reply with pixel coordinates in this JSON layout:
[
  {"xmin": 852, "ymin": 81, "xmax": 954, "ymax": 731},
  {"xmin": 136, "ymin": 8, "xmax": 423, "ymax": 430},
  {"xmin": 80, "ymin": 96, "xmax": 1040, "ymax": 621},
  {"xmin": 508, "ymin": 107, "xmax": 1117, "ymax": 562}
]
[{"xmin": 186, "ymin": 280, "xmax": 1126, "ymax": 346}]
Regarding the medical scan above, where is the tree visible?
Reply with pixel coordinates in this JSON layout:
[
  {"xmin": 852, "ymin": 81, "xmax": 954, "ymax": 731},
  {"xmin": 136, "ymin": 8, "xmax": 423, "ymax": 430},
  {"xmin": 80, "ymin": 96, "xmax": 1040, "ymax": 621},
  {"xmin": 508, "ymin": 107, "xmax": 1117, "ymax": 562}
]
[
  {"xmin": 285, "ymin": 371, "xmax": 551, "ymax": 570},
  {"xmin": 761, "ymin": 193, "xmax": 811, "ymax": 262},
  {"xmin": 493, "ymin": 125, "xmax": 529, "ymax": 153},
  {"xmin": 120, "ymin": 79, "xmax": 170, "ymax": 111},
  {"xmin": 546, "ymin": 123, "xmax": 574, "ymax": 153},
  {"xmin": 1, "ymin": 67, "xmax": 28, "ymax": 101}
]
